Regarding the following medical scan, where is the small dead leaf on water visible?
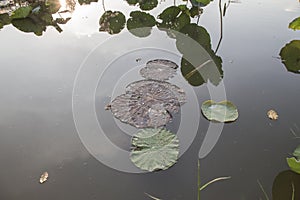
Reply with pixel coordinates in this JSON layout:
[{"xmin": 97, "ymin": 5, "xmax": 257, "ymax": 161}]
[
  {"xmin": 39, "ymin": 172, "xmax": 48, "ymax": 184},
  {"xmin": 267, "ymin": 109, "xmax": 278, "ymax": 120}
]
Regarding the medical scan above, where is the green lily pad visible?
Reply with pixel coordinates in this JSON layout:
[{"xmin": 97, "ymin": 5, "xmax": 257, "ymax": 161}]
[
  {"xmin": 280, "ymin": 40, "xmax": 300, "ymax": 74},
  {"xmin": 130, "ymin": 128, "xmax": 179, "ymax": 172},
  {"xmin": 125, "ymin": 0, "xmax": 158, "ymax": 11},
  {"xmin": 289, "ymin": 17, "xmax": 300, "ymax": 31},
  {"xmin": 99, "ymin": 11, "xmax": 126, "ymax": 34},
  {"xmin": 287, "ymin": 157, "xmax": 300, "ymax": 174},
  {"xmin": 11, "ymin": 6, "xmax": 33, "ymax": 19},
  {"xmin": 127, "ymin": 11, "xmax": 156, "ymax": 37},
  {"xmin": 272, "ymin": 170, "xmax": 300, "ymax": 200},
  {"xmin": 287, "ymin": 145, "xmax": 300, "ymax": 174},
  {"xmin": 201, "ymin": 100, "xmax": 238, "ymax": 122}
]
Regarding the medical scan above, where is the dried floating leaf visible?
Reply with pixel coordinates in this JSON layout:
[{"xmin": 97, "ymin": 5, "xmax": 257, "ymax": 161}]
[
  {"xmin": 140, "ymin": 59, "xmax": 179, "ymax": 81},
  {"xmin": 267, "ymin": 109, "xmax": 278, "ymax": 120},
  {"xmin": 39, "ymin": 172, "xmax": 48, "ymax": 184},
  {"xmin": 110, "ymin": 80, "xmax": 186, "ymax": 128}
]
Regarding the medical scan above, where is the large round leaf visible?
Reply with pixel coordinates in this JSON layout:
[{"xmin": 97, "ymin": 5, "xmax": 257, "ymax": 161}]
[
  {"xmin": 127, "ymin": 11, "xmax": 156, "ymax": 37},
  {"xmin": 280, "ymin": 40, "xmax": 300, "ymax": 74},
  {"xmin": 272, "ymin": 170, "xmax": 300, "ymax": 200},
  {"xmin": 287, "ymin": 145, "xmax": 300, "ymax": 174},
  {"xmin": 130, "ymin": 128, "xmax": 179, "ymax": 171},
  {"xmin": 201, "ymin": 100, "xmax": 238, "ymax": 122},
  {"xmin": 99, "ymin": 11, "xmax": 126, "ymax": 34}
]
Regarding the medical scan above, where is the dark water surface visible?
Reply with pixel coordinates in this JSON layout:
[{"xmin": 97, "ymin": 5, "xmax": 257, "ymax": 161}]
[{"xmin": 1, "ymin": 0, "xmax": 300, "ymax": 199}]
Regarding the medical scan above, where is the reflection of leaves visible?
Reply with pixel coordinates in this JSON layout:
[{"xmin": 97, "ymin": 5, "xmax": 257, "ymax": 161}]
[
  {"xmin": 78, "ymin": 0, "xmax": 98, "ymax": 5},
  {"xmin": 11, "ymin": 6, "xmax": 33, "ymax": 19},
  {"xmin": 0, "ymin": 13, "xmax": 11, "ymax": 29},
  {"xmin": 201, "ymin": 100, "xmax": 239, "ymax": 122},
  {"xmin": 157, "ymin": 6, "xmax": 190, "ymax": 37},
  {"xmin": 272, "ymin": 170, "xmax": 300, "ymax": 200},
  {"xmin": 289, "ymin": 17, "xmax": 300, "ymax": 31},
  {"xmin": 190, "ymin": 0, "xmax": 212, "ymax": 7},
  {"xmin": 177, "ymin": 24, "xmax": 223, "ymax": 86},
  {"xmin": 125, "ymin": 0, "xmax": 158, "ymax": 11},
  {"xmin": 127, "ymin": 11, "xmax": 155, "ymax": 37},
  {"xmin": 99, "ymin": 11, "xmax": 126, "ymax": 34},
  {"xmin": 12, "ymin": 18, "xmax": 45, "ymax": 36},
  {"xmin": 46, "ymin": 0, "xmax": 61, "ymax": 14},
  {"xmin": 130, "ymin": 128, "xmax": 179, "ymax": 172},
  {"xmin": 280, "ymin": 40, "xmax": 300, "ymax": 74}
]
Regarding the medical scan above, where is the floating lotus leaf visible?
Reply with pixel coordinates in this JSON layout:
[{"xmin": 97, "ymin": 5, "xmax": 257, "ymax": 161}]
[
  {"xmin": 127, "ymin": 11, "xmax": 156, "ymax": 37},
  {"xmin": 99, "ymin": 11, "xmax": 126, "ymax": 34},
  {"xmin": 139, "ymin": 59, "xmax": 179, "ymax": 81},
  {"xmin": 289, "ymin": 17, "xmax": 300, "ymax": 31},
  {"xmin": 201, "ymin": 100, "xmax": 238, "ymax": 122},
  {"xmin": 280, "ymin": 40, "xmax": 300, "ymax": 74},
  {"xmin": 110, "ymin": 80, "xmax": 186, "ymax": 128},
  {"xmin": 130, "ymin": 128, "xmax": 179, "ymax": 171},
  {"xmin": 126, "ymin": 80, "xmax": 186, "ymax": 105},
  {"xmin": 287, "ymin": 145, "xmax": 300, "ymax": 174}
]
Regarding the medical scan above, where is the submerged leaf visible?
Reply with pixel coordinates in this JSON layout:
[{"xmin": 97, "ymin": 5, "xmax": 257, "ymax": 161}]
[
  {"xmin": 201, "ymin": 100, "xmax": 238, "ymax": 122},
  {"xmin": 140, "ymin": 59, "xmax": 179, "ymax": 81},
  {"xmin": 289, "ymin": 17, "xmax": 300, "ymax": 31},
  {"xmin": 99, "ymin": 11, "xmax": 126, "ymax": 34},
  {"xmin": 280, "ymin": 40, "xmax": 300, "ymax": 74},
  {"xmin": 130, "ymin": 128, "xmax": 179, "ymax": 171},
  {"xmin": 272, "ymin": 170, "xmax": 300, "ymax": 200},
  {"xmin": 267, "ymin": 109, "xmax": 278, "ymax": 120},
  {"xmin": 39, "ymin": 172, "xmax": 49, "ymax": 183},
  {"xmin": 110, "ymin": 80, "xmax": 185, "ymax": 128}
]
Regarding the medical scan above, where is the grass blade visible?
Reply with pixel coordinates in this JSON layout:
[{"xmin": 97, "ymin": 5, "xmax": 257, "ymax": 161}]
[{"xmin": 199, "ymin": 176, "xmax": 231, "ymax": 191}]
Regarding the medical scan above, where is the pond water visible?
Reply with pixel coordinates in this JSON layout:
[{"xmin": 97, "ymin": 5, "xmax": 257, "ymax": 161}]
[{"xmin": 1, "ymin": 0, "xmax": 300, "ymax": 199}]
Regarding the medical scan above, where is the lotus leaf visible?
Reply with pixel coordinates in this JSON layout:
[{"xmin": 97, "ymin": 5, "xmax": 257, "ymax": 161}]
[
  {"xmin": 201, "ymin": 100, "xmax": 238, "ymax": 122},
  {"xmin": 280, "ymin": 40, "xmax": 300, "ymax": 74},
  {"xmin": 130, "ymin": 128, "xmax": 179, "ymax": 171},
  {"xmin": 289, "ymin": 17, "xmax": 300, "ymax": 31},
  {"xmin": 110, "ymin": 80, "xmax": 185, "ymax": 128},
  {"xmin": 272, "ymin": 170, "xmax": 300, "ymax": 200},
  {"xmin": 140, "ymin": 59, "xmax": 178, "ymax": 81}
]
